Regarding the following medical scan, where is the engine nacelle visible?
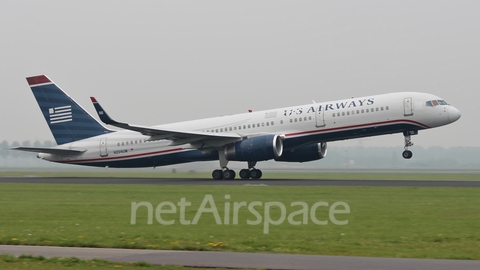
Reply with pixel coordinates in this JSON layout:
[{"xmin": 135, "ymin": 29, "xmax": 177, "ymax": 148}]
[
  {"xmin": 275, "ymin": 142, "xmax": 327, "ymax": 163},
  {"xmin": 225, "ymin": 135, "xmax": 283, "ymax": 161}
]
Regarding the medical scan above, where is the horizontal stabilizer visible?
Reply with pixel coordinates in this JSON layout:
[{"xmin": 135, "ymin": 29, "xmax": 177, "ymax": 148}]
[{"xmin": 11, "ymin": 147, "xmax": 86, "ymax": 155}]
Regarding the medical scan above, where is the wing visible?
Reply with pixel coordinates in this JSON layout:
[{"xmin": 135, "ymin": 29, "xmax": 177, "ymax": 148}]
[
  {"xmin": 11, "ymin": 147, "xmax": 86, "ymax": 155},
  {"xmin": 90, "ymin": 97, "xmax": 242, "ymax": 148}
]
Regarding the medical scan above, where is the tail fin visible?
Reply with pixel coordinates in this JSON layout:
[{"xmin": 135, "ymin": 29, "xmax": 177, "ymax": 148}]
[{"xmin": 26, "ymin": 75, "xmax": 112, "ymax": 145}]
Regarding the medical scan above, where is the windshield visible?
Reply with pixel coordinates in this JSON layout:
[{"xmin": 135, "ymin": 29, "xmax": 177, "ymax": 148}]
[{"xmin": 426, "ymin": 100, "xmax": 448, "ymax": 107}]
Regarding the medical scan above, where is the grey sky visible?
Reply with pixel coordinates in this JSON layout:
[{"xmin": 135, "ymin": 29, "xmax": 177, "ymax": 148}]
[{"xmin": 1, "ymin": 1, "xmax": 478, "ymax": 148}]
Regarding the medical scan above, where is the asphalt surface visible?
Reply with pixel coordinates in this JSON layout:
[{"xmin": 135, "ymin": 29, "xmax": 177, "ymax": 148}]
[
  {"xmin": 1, "ymin": 177, "xmax": 479, "ymax": 269},
  {"xmin": 1, "ymin": 177, "xmax": 480, "ymax": 187},
  {"xmin": 1, "ymin": 245, "xmax": 480, "ymax": 270}
]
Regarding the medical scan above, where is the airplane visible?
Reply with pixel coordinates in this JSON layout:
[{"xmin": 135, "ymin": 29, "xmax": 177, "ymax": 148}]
[{"xmin": 13, "ymin": 75, "xmax": 461, "ymax": 180}]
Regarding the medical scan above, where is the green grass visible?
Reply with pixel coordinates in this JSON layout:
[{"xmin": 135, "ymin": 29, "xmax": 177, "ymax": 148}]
[
  {"xmin": 0, "ymin": 182, "xmax": 479, "ymax": 260},
  {"xmin": 0, "ymin": 254, "xmax": 238, "ymax": 270}
]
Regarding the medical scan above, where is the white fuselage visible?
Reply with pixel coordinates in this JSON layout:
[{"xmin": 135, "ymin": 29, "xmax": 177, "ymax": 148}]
[{"xmin": 39, "ymin": 92, "xmax": 460, "ymax": 168}]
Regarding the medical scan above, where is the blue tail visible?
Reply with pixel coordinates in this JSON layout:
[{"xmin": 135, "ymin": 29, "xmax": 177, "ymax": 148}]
[{"xmin": 26, "ymin": 75, "xmax": 112, "ymax": 145}]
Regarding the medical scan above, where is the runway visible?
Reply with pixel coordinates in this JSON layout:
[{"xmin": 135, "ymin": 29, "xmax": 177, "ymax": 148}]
[
  {"xmin": 1, "ymin": 245, "xmax": 479, "ymax": 270},
  {"xmin": 1, "ymin": 177, "xmax": 480, "ymax": 187}
]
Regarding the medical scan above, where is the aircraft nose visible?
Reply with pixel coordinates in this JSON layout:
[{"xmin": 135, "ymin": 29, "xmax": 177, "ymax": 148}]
[{"xmin": 448, "ymin": 106, "xmax": 461, "ymax": 123}]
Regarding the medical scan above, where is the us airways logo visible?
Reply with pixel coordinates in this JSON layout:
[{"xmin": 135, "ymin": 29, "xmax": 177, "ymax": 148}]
[
  {"xmin": 49, "ymin": 105, "xmax": 72, "ymax": 124},
  {"xmin": 283, "ymin": 98, "xmax": 375, "ymax": 116}
]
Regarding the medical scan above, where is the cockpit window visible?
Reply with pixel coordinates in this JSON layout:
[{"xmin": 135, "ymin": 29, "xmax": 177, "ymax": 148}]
[
  {"xmin": 426, "ymin": 100, "xmax": 448, "ymax": 107},
  {"xmin": 438, "ymin": 100, "xmax": 448, "ymax": 105}
]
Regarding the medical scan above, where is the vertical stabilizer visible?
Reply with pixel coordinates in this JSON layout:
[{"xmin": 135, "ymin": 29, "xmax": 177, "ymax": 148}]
[{"xmin": 26, "ymin": 75, "xmax": 112, "ymax": 145}]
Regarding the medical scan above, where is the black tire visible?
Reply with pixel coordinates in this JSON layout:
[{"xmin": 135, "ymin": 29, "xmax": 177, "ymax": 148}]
[
  {"xmin": 239, "ymin": 169, "xmax": 250, "ymax": 179},
  {"xmin": 402, "ymin": 150, "xmax": 413, "ymax": 159},
  {"xmin": 250, "ymin": 169, "xmax": 262, "ymax": 179},
  {"xmin": 223, "ymin": 170, "xmax": 236, "ymax": 180},
  {"xmin": 212, "ymin": 169, "xmax": 224, "ymax": 180}
]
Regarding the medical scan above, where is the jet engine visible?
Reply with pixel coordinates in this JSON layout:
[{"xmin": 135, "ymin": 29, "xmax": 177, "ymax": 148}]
[
  {"xmin": 275, "ymin": 142, "xmax": 327, "ymax": 162},
  {"xmin": 225, "ymin": 135, "xmax": 283, "ymax": 161}
]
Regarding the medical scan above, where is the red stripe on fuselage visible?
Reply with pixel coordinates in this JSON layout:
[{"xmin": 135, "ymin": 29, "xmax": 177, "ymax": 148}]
[
  {"xmin": 60, "ymin": 119, "xmax": 428, "ymax": 164},
  {"xmin": 285, "ymin": 119, "xmax": 429, "ymax": 137},
  {"xmin": 60, "ymin": 148, "xmax": 185, "ymax": 164}
]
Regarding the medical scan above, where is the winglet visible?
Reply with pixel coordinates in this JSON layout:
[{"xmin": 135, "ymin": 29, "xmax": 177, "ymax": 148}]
[{"xmin": 90, "ymin": 97, "xmax": 124, "ymax": 126}]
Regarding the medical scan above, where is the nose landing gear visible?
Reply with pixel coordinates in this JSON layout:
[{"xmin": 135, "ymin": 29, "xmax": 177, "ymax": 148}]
[{"xmin": 402, "ymin": 130, "xmax": 417, "ymax": 159}]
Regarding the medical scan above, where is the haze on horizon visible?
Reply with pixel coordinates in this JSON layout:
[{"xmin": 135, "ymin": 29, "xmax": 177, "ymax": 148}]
[{"xmin": 1, "ymin": 1, "xmax": 478, "ymax": 148}]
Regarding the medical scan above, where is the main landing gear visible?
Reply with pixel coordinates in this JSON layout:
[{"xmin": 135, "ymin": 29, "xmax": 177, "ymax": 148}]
[
  {"xmin": 212, "ymin": 169, "xmax": 236, "ymax": 180},
  {"xmin": 239, "ymin": 161, "xmax": 262, "ymax": 180},
  {"xmin": 212, "ymin": 167, "xmax": 263, "ymax": 180},
  {"xmin": 402, "ymin": 130, "xmax": 417, "ymax": 159},
  {"xmin": 211, "ymin": 154, "xmax": 263, "ymax": 180}
]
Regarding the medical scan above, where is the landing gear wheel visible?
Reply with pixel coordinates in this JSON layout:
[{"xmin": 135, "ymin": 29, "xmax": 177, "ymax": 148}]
[
  {"xmin": 223, "ymin": 169, "xmax": 236, "ymax": 180},
  {"xmin": 212, "ymin": 169, "xmax": 223, "ymax": 180},
  {"xmin": 402, "ymin": 131, "xmax": 416, "ymax": 160},
  {"xmin": 239, "ymin": 169, "xmax": 250, "ymax": 179},
  {"xmin": 250, "ymin": 169, "xmax": 263, "ymax": 179},
  {"xmin": 402, "ymin": 150, "xmax": 413, "ymax": 159}
]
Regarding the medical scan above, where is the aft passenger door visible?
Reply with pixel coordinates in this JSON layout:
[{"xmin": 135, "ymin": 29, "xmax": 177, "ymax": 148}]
[
  {"xmin": 403, "ymin": 97, "xmax": 413, "ymax": 116},
  {"xmin": 99, "ymin": 138, "xmax": 108, "ymax": 157}
]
